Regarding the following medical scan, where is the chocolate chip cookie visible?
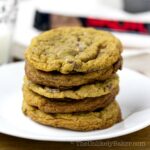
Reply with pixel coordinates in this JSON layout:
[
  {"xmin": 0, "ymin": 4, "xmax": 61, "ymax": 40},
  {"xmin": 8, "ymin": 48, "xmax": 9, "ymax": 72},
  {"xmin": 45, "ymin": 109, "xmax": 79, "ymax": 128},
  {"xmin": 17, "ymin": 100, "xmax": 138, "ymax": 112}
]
[
  {"xmin": 22, "ymin": 100, "xmax": 122, "ymax": 131},
  {"xmin": 25, "ymin": 27, "xmax": 122, "ymax": 74},
  {"xmin": 25, "ymin": 57, "xmax": 122, "ymax": 88},
  {"xmin": 24, "ymin": 75, "xmax": 119, "ymax": 100},
  {"xmin": 23, "ymin": 85, "xmax": 119, "ymax": 113}
]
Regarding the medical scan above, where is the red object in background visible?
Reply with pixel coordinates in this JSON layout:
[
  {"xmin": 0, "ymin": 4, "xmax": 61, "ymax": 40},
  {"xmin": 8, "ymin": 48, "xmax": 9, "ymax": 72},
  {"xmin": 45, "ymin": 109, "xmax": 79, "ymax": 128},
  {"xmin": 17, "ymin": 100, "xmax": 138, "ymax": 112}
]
[{"xmin": 81, "ymin": 18, "xmax": 150, "ymax": 34}]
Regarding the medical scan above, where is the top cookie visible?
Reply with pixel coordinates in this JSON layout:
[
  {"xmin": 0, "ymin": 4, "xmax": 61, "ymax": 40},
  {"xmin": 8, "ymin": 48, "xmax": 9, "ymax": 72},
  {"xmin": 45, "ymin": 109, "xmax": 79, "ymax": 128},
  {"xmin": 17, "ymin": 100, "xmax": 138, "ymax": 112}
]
[{"xmin": 25, "ymin": 27, "xmax": 122, "ymax": 74}]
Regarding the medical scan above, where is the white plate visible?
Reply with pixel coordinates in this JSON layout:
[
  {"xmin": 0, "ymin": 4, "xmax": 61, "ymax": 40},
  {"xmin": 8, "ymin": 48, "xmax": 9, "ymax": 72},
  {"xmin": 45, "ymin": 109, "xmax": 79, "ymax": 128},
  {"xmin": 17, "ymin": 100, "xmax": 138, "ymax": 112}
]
[{"xmin": 0, "ymin": 62, "xmax": 150, "ymax": 141}]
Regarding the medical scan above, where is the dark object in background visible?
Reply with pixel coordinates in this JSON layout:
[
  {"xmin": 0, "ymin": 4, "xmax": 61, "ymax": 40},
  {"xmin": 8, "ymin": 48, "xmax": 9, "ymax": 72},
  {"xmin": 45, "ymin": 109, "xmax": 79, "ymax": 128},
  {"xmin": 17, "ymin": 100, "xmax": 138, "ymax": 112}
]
[
  {"xmin": 34, "ymin": 10, "xmax": 50, "ymax": 31},
  {"xmin": 124, "ymin": 0, "xmax": 150, "ymax": 13},
  {"xmin": 34, "ymin": 10, "xmax": 82, "ymax": 31}
]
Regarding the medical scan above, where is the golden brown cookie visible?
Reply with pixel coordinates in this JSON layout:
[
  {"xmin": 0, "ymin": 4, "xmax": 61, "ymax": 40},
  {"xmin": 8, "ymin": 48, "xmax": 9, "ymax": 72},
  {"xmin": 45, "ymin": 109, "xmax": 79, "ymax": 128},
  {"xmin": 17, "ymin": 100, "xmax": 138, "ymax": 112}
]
[
  {"xmin": 24, "ymin": 75, "xmax": 119, "ymax": 100},
  {"xmin": 23, "ymin": 85, "xmax": 119, "ymax": 113},
  {"xmin": 25, "ymin": 57, "xmax": 122, "ymax": 88},
  {"xmin": 22, "ymin": 100, "xmax": 122, "ymax": 131},
  {"xmin": 25, "ymin": 27, "xmax": 122, "ymax": 74}
]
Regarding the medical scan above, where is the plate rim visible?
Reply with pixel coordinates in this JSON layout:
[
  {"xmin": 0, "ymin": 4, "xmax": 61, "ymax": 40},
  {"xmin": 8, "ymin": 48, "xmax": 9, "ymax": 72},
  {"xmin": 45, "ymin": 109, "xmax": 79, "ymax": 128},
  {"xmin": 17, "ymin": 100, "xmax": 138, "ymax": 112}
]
[{"xmin": 0, "ymin": 122, "xmax": 150, "ymax": 141}]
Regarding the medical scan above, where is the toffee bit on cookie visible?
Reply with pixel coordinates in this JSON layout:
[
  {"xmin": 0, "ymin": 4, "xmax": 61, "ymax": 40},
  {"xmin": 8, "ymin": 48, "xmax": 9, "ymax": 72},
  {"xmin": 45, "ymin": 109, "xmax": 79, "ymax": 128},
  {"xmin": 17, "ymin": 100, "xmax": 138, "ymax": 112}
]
[{"xmin": 45, "ymin": 87, "xmax": 60, "ymax": 93}]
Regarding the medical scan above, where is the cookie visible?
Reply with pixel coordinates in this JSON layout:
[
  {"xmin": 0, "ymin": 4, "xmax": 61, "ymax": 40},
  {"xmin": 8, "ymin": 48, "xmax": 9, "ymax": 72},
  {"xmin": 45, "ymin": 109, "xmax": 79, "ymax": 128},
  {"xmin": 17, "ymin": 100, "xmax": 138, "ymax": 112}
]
[
  {"xmin": 24, "ymin": 75, "xmax": 119, "ymax": 100},
  {"xmin": 25, "ymin": 57, "xmax": 122, "ymax": 88},
  {"xmin": 22, "ymin": 100, "xmax": 121, "ymax": 131},
  {"xmin": 25, "ymin": 27, "xmax": 122, "ymax": 74},
  {"xmin": 23, "ymin": 85, "xmax": 119, "ymax": 113}
]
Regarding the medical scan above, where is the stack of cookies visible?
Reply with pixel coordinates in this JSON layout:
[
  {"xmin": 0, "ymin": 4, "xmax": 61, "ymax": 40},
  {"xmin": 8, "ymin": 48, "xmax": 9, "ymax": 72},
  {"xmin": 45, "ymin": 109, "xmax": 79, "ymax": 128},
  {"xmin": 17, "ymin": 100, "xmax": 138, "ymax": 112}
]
[{"xmin": 22, "ymin": 27, "xmax": 123, "ymax": 131}]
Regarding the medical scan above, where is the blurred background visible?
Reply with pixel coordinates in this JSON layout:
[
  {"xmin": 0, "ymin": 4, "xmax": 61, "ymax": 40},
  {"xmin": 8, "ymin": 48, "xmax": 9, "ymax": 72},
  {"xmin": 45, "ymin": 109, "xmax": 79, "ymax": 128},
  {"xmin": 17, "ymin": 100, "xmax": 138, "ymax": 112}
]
[{"xmin": 0, "ymin": 0, "xmax": 150, "ymax": 76}]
